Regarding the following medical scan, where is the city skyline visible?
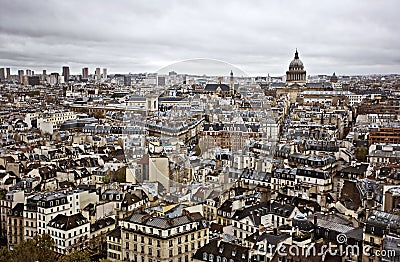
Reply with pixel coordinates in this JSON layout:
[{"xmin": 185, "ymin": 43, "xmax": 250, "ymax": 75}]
[{"xmin": 0, "ymin": 0, "xmax": 399, "ymax": 76}]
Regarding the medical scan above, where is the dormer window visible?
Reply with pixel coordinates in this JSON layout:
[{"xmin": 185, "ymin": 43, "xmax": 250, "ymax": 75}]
[{"xmin": 203, "ymin": 252, "xmax": 207, "ymax": 260}]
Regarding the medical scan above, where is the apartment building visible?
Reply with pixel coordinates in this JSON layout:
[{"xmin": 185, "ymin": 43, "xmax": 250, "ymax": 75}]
[
  {"xmin": 107, "ymin": 212, "xmax": 209, "ymax": 262},
  {"xmin": 47, "ymin": 213, "xmax": 90, "ymax": 254}
]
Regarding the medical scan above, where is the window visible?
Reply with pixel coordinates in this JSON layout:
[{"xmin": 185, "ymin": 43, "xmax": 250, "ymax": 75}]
[
  {"xmin": 370, "ymin": 237, "xmax": 374, "ymax": 244},
  {"xmin": 126, "ymin": 233, "xmax": 129, "ymax": 239},
  {"xmin": 169, "ymin": 249, "xmax": 173, "ymax": 257},
  {"xmin": 126, "ymin": 242, "xmax": 129, "ymax": 249}
]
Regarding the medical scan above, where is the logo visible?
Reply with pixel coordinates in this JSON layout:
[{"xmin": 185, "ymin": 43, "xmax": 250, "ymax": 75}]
[{"xmin": 336, "ymin": 234, "xmax": 347, "ymax": 244}]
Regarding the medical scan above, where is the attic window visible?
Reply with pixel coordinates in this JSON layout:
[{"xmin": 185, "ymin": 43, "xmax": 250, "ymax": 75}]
[
  {"xmin": 232, "ymin": 250, "xmax": 236, "ymax": 256},
  {"xmin": 203, "ymin": 252, "xmax": 207, "ymax": 260}
]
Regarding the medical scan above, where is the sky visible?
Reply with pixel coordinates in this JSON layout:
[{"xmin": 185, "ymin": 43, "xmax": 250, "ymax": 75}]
[{"xmin": 0, "ymin": 0, "xmax": 399, "ymax": 76}]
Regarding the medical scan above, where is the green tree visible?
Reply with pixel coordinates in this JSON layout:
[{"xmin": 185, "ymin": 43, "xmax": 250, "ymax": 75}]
[
  {"xmin": 93, "ymin": 110, "xmax": 105, "ymax": 119},
  {"xmin": 355, "ymin": 145, "xmax": 368, "ymax": 162},
  {"xmin": 116, "ymin": 166, "xmax": 127, "ymax": 183},
  {"xmin": 0, "ymin": 246, "xmax": 11, "ymax": 262},
  {"xmin": 11, "ymin": 234, "xmax": 55, "ymax": 262},
  {"xmin": 194, "ymin": 144, "xmax": 201, "ymax": 156},
  {"xmin": 60, "ymin": 250, "xmax": 91, "ymax": 262}
]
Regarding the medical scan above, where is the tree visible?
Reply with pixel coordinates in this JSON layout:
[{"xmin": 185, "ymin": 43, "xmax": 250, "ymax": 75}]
[
  {"xmin": 194, "ymin": 144, "xmax": 201, "ymax": 156},
  {"xmin": 116, "ymin": 166, "xmax": 127, "ymax": 183},
  {"xmin": 355, "ymin": 145, "xmax": 368, "ymax": 162},
  {"xmin": 0, "ymin": 246, "xmax": 11, "ymax": 262},
  {"xmin": 99, "ymin": 259, "xmax": 114, "ymax": 262},
  {"xmin": 93, "ymin": 110, "xmax": 105, "ymax": 119},
  {"xmin": 60, "ymin": 250, "xmax": 91, "ymax": 262},
  {"xmin": 11, "ymin": 234, "xmax": 55, "ymax": 262}
]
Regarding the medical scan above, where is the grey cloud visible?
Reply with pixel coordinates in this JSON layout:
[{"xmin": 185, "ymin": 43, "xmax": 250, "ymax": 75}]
[{"xmin": 0, "ymin": 0, "xmax": 399, "ymax": 75}]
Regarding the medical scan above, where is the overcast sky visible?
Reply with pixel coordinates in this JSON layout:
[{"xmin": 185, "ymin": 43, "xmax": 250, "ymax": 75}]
[{"xmin": 1, "ymin": 0, "xmax": 399, "ymax": 76}]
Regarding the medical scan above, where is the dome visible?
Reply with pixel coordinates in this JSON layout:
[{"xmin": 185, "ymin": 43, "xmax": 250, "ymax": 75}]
[
  {"xmin": 289, "ymin": 49, "xmax": 304, "ymax": 69},
  {"xmin": 285, "ymin": 49, "xmax": 306, "ymax": 86},
  {"xmin": 289, "ymin": 59, "xmax": 304, "ymax": 68}
]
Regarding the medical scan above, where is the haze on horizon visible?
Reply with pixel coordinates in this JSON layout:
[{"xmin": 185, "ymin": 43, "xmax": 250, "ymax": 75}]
[{"xmin": 0, "ymin": 0, "xmax": 399, "ymax": 76}]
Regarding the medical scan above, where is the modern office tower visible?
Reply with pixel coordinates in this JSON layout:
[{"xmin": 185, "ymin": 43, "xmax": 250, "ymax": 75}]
[
  {"xmin": 26, "ymin": 69, "xmax": 32, "ymax": 76},
  {"xmin": 0, "ymin": 68, "xmax": 5, "ymax": 81},
  {"xmin": 95, "ymin": 67, "xmax": 101, "ymax": 80},
  {"xmin": 62, "ymin": 66, "xmax": 70, "ymax": 82},
  {"xmin": 6, "ymin": 68, "xmax": 10, "ymax": 80},
  {"xmin": 82, "ymin": 67, "xmax": 89, "ymax": 79},
  {"xmin": 103, "ymin": 68, "xmax": 107, "ymax": 79},
  {"xmin": 28, "ymin": 76, "xmax": 40, "ymax": 86},
  {"xmin": 18, "ymin": 70, "xmax": 24, "ymax": 83},
  {"xmin": 157, "ymin": 76, "xmax": 166, "ymax": 86},
  {"xmin": 43, "ymin": 70, "xmax": 47, "ymax": 76},
  {"xmin": 50, "ymin": 73, "xmax": 59, "ymax": 85},
  {"xmin": 124, "ymin": 75, "xmax": 131, "ymax": 86}
]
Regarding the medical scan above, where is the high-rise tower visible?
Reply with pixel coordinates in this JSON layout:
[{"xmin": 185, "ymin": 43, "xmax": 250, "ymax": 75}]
[
  {"xmin": 230, "ymin": 70, "xmax": 234, "ymax": 96},
  {"xmin": 62, "ymin": 66, "xmax": 70, "ymax": 82}
]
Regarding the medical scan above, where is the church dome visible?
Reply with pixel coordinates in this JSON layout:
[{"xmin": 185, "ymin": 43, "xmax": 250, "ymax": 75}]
[
  {"xmin": 285, "ymin": 49, "xmax": 306, "ymax": 86},
  {"xmin": 289, "ymin": 49, "xmax": 304, "ymax": 69}
]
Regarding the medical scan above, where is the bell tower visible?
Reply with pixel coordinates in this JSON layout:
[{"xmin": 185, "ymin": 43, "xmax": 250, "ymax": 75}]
[{"xmin": 230, "ymin": 70, "xmax": 234, "ymax": 96}]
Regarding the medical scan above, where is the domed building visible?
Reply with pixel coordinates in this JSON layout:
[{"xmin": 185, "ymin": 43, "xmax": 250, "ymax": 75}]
[
  {"xmin": 330, "ymin": 72, "xmax": 338, "ymax": 83},
  {"xmin": 286, "ymin": 49, "xmax": 306, "ymax": 86}
]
